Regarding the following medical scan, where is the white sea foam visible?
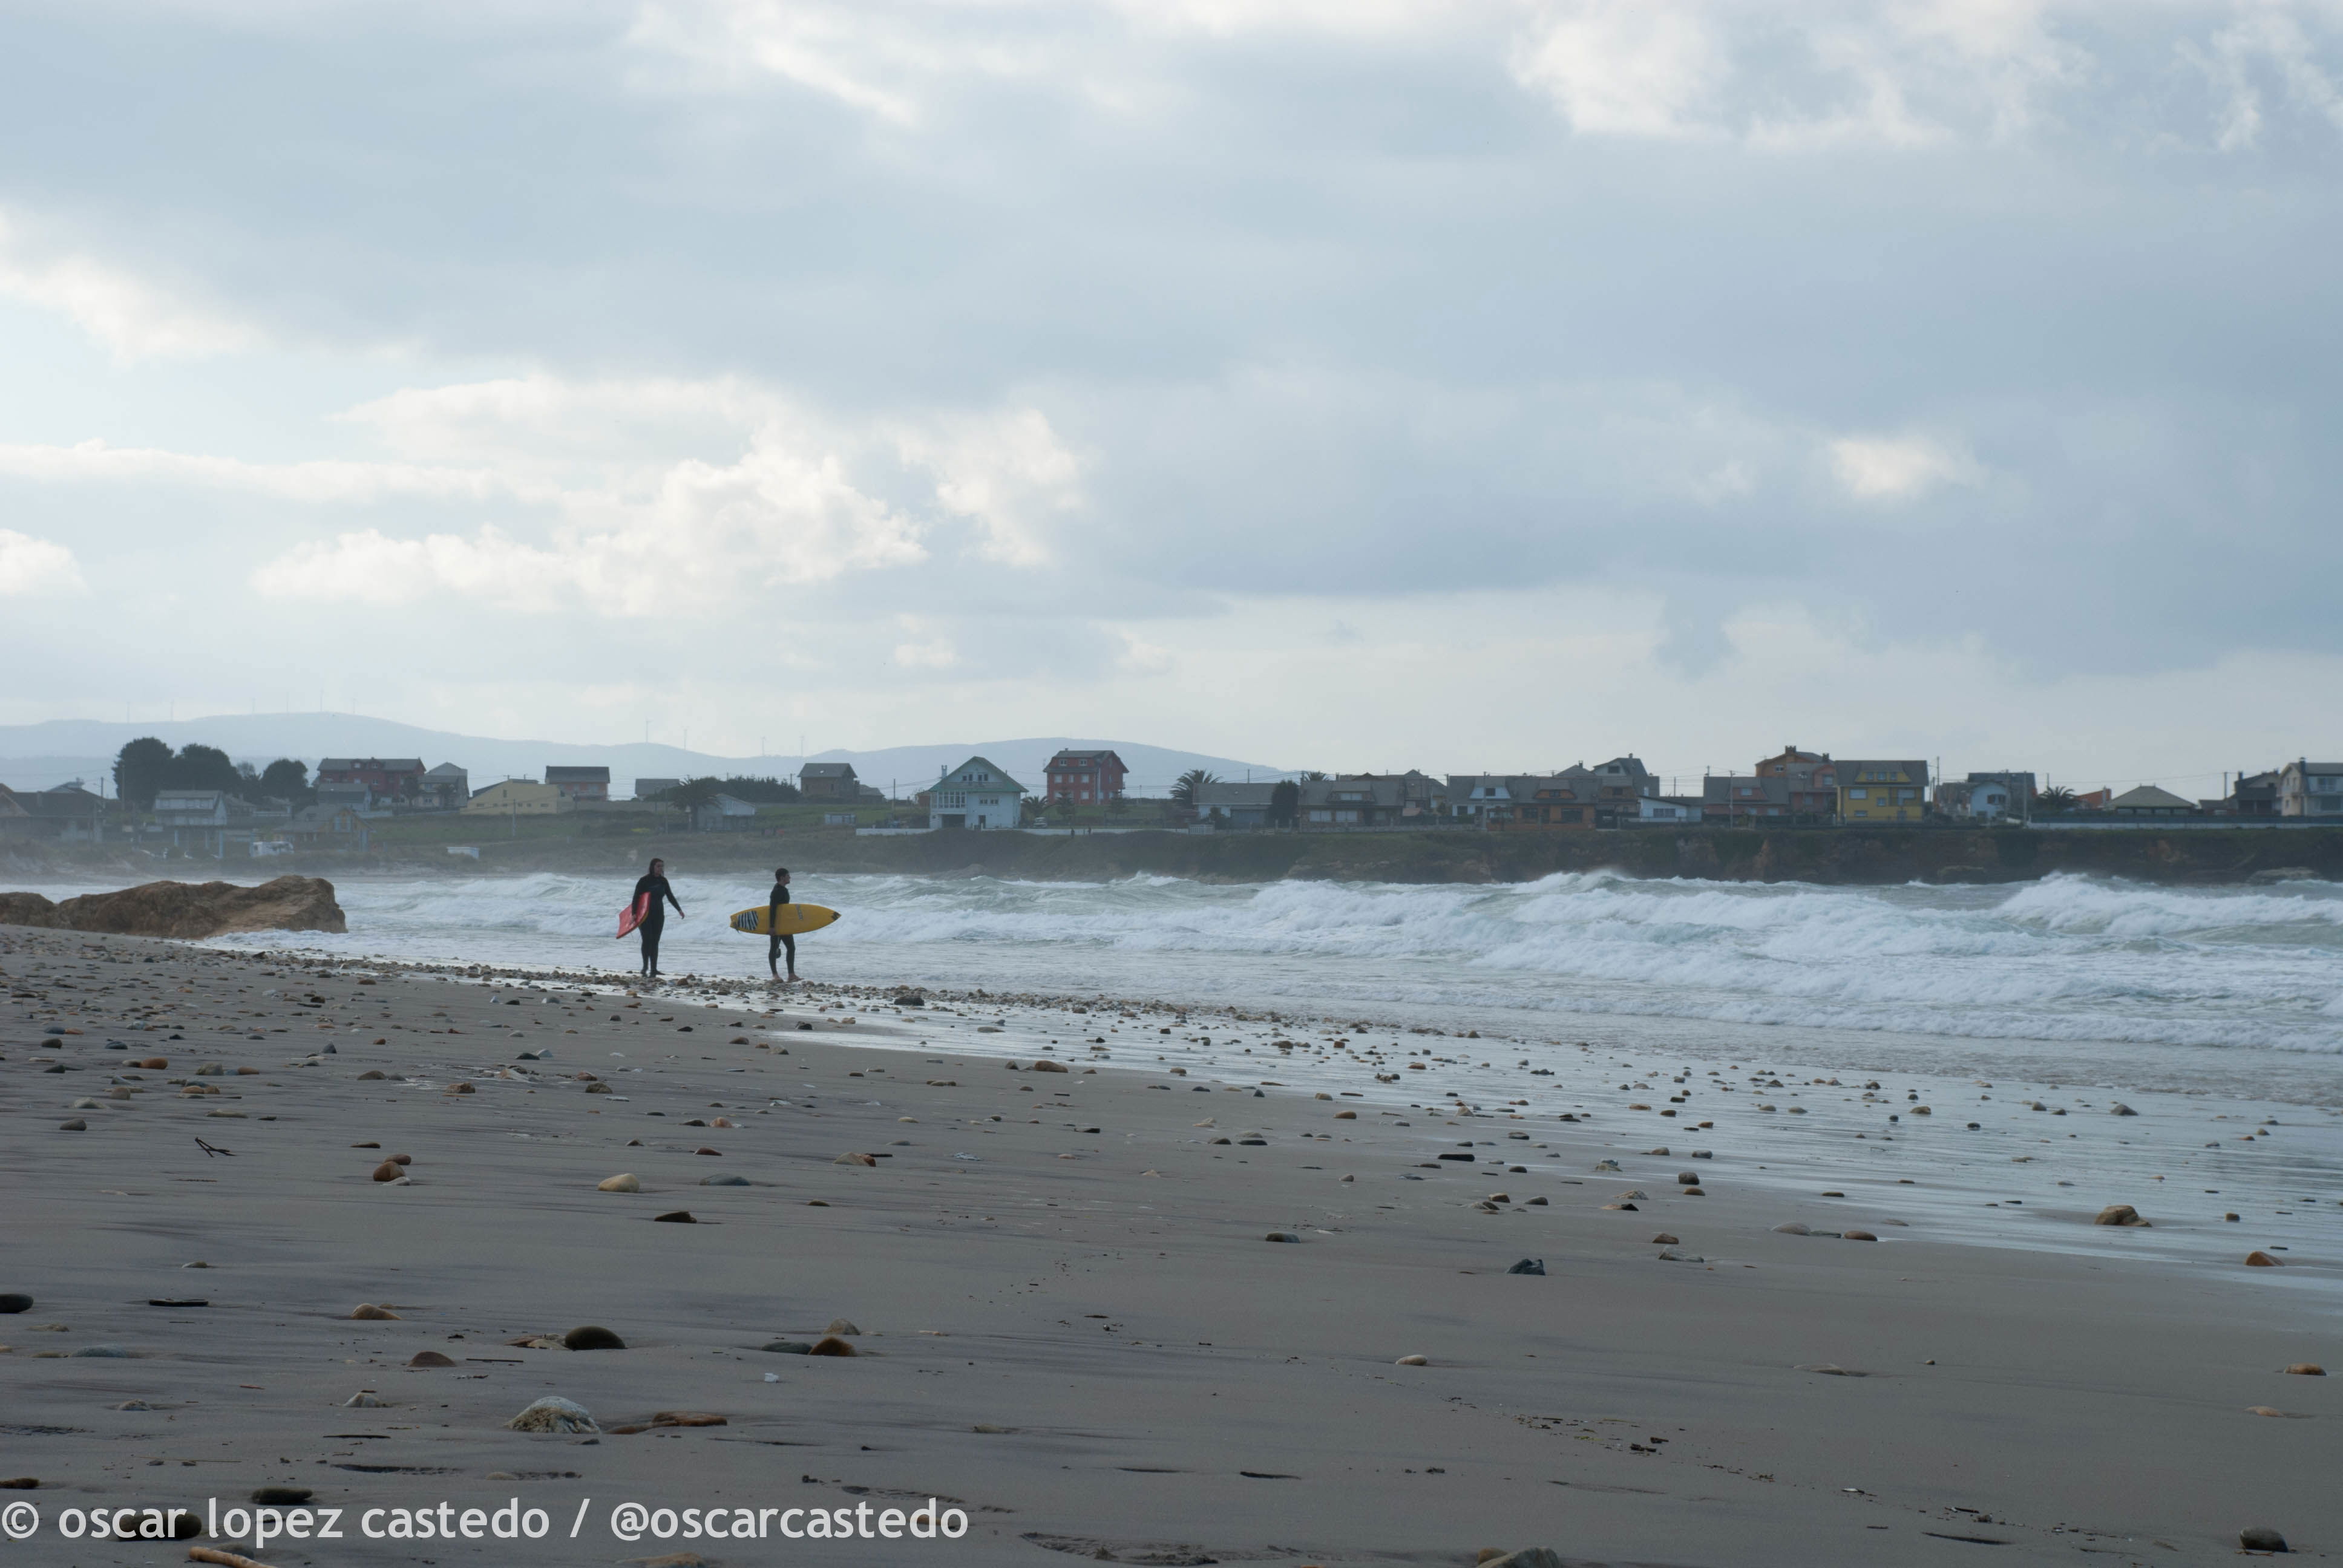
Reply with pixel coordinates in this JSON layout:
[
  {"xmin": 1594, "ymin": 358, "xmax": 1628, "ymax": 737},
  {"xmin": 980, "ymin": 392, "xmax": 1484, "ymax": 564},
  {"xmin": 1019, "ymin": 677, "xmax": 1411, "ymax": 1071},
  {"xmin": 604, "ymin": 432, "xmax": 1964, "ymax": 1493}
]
[{"xmin": 185, "ymin": 867, "xmax": 2343, "ymax": 1074}]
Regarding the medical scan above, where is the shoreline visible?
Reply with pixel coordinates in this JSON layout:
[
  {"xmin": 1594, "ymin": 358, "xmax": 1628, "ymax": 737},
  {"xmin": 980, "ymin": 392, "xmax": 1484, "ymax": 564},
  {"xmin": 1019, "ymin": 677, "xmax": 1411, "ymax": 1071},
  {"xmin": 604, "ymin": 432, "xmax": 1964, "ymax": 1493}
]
[{"xmin": 4, "ymin": 924, "xmax": 2338, "ymax": 1564}]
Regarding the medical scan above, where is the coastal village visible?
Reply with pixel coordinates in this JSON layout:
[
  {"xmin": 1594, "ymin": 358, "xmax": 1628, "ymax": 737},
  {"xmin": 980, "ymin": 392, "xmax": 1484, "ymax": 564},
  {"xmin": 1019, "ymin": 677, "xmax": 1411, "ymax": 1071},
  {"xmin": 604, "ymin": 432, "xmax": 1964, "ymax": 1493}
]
[{"xmin": 2, "ymin": 743, "xmax": 2339, "ymax": 855}]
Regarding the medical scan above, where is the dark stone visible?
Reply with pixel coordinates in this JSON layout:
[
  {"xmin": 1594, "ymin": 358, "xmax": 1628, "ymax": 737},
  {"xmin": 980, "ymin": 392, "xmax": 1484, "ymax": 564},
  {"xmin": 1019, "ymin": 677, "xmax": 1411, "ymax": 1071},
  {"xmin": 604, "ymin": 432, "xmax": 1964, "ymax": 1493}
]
[
  {"xmin": 252, "ymin": 1487, "xmax": 312, "ymax": 1505},
  {"xmin": 761, "ymin": 1340, "xmax": 814, "ymax": 1354},
  {"xmin": 0, "ymin": 1293, "xmax": 32, "ymax": 1314},
  {"xmin": 1437, "ymin": 1152, "xmax": 1475, "ymax": 1161},
  {"xmin": 653, "ymin": 1210, "xmax": 698, "ymax": 1223},
  {"xmin": 2240, "ymin": 1526, "xmax": 2288, "ymax": 1552},
  {"xmin": 563, "ymin": 1325, "xmax": 626, "ymax": 1350},
  {"xmin": 1506, "ymin": 1258, "xmax": 1546, "ymax": 1275}
]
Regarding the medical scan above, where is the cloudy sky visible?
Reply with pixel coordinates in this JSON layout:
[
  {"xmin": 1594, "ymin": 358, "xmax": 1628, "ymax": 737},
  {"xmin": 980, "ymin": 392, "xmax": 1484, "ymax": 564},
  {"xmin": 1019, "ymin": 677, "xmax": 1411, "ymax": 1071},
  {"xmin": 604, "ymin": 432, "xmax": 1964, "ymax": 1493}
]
[{"xmin": 2, "ymin": 0, "xmax": 2339, "ymax": 791}]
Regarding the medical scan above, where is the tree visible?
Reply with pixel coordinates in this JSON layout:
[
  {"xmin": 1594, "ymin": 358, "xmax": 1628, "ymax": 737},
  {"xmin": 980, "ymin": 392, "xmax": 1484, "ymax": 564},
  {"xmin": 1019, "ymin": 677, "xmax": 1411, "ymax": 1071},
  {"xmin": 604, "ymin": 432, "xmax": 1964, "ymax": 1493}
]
[
  {"xmin": 1173, "ymin": 768, "xmax": 1217, "ymax": 806},
  {"xmin": 2036, "ymin": 786, "xmax": 2076, "ymax": 814},
  {"xmin": 669, "ymin": 776, "xmax": 724, "ymax": 815},
  {"xmin": 163, "ymin": 743, "xmax": 241, "ymax": 795},
  {"xmin": 1105, "ymin": 791, "xmax": 1129, "ymax": 817},
  {"xmin": 1050, "ymin": 795, "xmax": 1076, "ymax": 823},
  {"xmin": 258, "ymin": 758, "xmax": 313, "ymax": 805},
  {"xmin": 715, "ymin": 775, "xmax": 800, "ymax": 803},
  {"xmin": 114, "ymin": 737, "xmax": 172, "ymax": 808},
  {"xmin": 1269, "ymin": 779, "xmax": 1300, "ymax": 829}
]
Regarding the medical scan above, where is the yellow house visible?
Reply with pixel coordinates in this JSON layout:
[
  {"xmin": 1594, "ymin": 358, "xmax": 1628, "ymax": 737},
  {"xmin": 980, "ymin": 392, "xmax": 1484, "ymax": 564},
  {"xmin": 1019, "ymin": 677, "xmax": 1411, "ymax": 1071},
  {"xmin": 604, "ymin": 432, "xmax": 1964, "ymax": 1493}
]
[
  {"xmin": 461, "ymin": 780, "xmax": 572, "ymax": 815},
  {"xmin": 1837, "ymin": 760, "xmax": 1930, "ymax": 823}
]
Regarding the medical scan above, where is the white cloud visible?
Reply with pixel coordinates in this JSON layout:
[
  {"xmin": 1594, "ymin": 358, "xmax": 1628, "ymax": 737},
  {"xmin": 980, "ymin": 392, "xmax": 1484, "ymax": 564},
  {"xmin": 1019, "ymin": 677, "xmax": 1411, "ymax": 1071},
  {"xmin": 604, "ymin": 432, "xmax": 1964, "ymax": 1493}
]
[
  {"xmin": 897, "ymin": 406, "xmax": 1082, "ymax": 568},
  {"xmin": 0, "ymin": 368, "xmax": 1076, "ymax": 613},
  {"xmin": 1828, "ymin": 433, "xmax": 1982, "ymax": 501},
  {"xmin": 1513, "ymin": 0, "xmax": 2091, "ymax": 149},
  {"xmin": 2191, "ymin": 2, "xmax": 2343, "ymax": 151},
  {"xmin": 0, "ymin": 439, "xmax": 514, "ymax": 504},
  {"xmin": 0, "ymin": 529, "xmax": 85, "ymax": 596},
  {"xmin": 893, "ymin": 635, "xmax": 957, "ymax": 668},
  {"xmin": 1510, "ymin": 1, "xmax": 1726, "ymax": 139},
  {"xmin": 0, "ymin": 207, "xmax": 258, "ymax": 361},
  {"xmin": 252, "ymin": 440, "xmax": 927, "ymax": 613}
]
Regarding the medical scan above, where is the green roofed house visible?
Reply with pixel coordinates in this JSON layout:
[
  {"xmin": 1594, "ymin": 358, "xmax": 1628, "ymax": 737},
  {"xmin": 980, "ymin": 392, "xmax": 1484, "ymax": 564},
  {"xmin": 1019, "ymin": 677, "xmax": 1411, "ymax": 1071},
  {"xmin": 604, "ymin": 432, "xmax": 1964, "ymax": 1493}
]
[
  {"xmin": 928, "ymin": 756, "xmax": 1026, "ymax": 830},
  {"xmin": 2106, "ymin": 784, "xmax": 2196, "ymax": 817}
]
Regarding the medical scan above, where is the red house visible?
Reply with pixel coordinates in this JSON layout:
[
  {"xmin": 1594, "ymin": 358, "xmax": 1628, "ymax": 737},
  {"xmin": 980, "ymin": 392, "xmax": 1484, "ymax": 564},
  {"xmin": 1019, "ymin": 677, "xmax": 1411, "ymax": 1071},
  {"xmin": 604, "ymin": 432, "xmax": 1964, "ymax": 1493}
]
[
  {"xmin": 1044, "ymin": 749, "xmax": 1127, "ymax": 805},
  {"xmin": 316, "ymin": 757, "xmax": 425, "ymax": 803}
]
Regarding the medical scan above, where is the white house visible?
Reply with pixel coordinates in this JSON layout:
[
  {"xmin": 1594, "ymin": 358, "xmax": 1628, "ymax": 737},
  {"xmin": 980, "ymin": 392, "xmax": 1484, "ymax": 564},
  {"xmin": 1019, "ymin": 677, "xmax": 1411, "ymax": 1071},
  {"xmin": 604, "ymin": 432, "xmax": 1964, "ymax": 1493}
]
[
  {"xmin": 929, "ymin": 756, "xmax": 1026, "ymax": 829},
  {"xmin": 1634, "ymin": 796, "xmax": 1702, "ymax": 824}
]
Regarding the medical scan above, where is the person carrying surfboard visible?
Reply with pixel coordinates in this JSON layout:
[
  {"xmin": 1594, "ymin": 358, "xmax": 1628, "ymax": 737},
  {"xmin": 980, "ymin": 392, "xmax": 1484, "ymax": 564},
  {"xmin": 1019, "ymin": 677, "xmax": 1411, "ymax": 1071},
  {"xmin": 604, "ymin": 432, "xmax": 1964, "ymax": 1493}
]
[
  {"xmin": 766, "ymin": 866, "xmax": 799, "ymax": 984},
  {"xmin": 628, "ymin": 858, "xmax": 685, "ymax": 979}
]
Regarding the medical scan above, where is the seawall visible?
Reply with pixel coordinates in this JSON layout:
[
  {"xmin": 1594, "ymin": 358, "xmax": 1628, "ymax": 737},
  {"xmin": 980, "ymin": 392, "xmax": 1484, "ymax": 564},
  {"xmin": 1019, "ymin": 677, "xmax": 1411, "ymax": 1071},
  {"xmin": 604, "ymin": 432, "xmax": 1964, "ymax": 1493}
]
[{"xmin": 16, "ymin": 825, "xmax": 2336, "ymax": 886}]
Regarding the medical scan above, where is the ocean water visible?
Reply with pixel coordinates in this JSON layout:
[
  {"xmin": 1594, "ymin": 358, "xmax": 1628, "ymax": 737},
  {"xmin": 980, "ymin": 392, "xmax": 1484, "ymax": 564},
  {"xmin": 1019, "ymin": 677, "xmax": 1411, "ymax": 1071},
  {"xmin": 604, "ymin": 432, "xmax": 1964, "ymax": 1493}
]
[{"xmin": 186, "ymin": 868, "xmax": 2343, "ymax": 1102}]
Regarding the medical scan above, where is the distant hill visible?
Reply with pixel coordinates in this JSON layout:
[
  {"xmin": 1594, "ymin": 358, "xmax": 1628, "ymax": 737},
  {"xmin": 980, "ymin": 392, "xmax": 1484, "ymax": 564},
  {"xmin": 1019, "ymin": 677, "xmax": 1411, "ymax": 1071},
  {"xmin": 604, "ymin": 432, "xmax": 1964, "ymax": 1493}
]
[{"xmin": 0, "ymin": 714, "xmax": 1291, "ymax": 799}]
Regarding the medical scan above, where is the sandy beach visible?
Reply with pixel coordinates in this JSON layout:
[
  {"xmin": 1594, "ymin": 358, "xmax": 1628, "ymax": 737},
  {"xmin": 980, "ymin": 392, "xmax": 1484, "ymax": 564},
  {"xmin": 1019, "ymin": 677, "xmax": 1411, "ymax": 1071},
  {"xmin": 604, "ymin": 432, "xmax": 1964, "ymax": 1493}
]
[{"xmin": 2, "ymin": 924, "xmax": 2336, "ymax": 1567}]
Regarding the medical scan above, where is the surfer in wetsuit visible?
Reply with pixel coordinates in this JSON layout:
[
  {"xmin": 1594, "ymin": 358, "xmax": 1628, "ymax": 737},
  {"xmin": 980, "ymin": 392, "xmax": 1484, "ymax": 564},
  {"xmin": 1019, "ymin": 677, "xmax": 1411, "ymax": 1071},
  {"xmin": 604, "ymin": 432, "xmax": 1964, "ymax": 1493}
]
[
  {"xmin": 766, "ymin": 867, "xmax": 799, "ymax": 984},
  {"xmin": 634, "ymin": 858, "xmax": 685, "ymax": 979}
]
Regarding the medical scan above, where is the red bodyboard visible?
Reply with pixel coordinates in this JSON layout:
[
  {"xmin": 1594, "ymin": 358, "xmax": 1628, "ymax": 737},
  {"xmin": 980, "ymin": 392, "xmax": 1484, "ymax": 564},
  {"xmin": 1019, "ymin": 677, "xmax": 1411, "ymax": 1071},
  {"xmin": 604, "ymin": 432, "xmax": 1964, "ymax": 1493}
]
[{"xmin": 617, "ymin": 890, "xmax": 652, "ymax": 938}]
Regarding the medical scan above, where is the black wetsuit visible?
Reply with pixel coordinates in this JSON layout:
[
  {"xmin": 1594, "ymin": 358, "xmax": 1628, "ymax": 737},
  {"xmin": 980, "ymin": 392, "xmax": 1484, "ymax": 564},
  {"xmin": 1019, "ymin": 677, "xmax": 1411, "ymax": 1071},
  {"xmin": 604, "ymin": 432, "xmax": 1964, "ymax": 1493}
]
[
  {"xmin": 634, "ymin": 874, "xmax": 684, "ymax": 976},
  {"xmin": 767, "ymin": 880, "xmax": 795, "ymax": 978}
]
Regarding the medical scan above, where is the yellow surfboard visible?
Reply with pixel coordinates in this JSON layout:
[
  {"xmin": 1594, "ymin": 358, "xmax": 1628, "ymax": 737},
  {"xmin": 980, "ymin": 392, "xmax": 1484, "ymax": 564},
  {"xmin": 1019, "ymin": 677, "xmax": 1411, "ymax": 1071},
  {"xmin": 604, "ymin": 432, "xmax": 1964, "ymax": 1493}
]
[{"xmin": 728, "ymin": 903, "xmax": 842, "ymax": 938}]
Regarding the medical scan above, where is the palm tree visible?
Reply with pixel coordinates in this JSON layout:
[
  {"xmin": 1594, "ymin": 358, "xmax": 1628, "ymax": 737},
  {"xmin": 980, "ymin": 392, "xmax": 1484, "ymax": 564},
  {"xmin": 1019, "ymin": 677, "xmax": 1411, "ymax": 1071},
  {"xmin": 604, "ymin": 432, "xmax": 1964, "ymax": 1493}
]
[
  {"xmin": 2036, "ymin": 785, "xmax": 2076, "ymax": 814},
  {"xmin": 669, "ymin": 776, "xmax": 723, "ymax": 828},
  {"xmin": 1173, "ymin": 768, "xmax": 1217, "ymax": 806}
]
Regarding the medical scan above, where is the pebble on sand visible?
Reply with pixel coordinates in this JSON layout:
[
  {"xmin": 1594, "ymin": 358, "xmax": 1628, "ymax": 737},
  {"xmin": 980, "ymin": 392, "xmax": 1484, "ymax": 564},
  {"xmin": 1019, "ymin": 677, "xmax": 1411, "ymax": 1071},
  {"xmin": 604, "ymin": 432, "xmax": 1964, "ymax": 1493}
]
[
  {"xmin": 701, "ymin": 1174, "xmax": 749, "ymax": 1186},
  {"xmin": 653, "ymin": 1210, "xmax": 697, "ymax": 1223},
  {"xmin": 563, "ymin": 1325, "xmax": 626, "ymax": 1350},
  {"xmin": 1334, "ymin": 1111, "xmax": 1357, "ymax": 1119},
  {"xmin": 597, "ymin": 1175, "xmax": 642, "ymax": 1192},
  {"xmin": 1774, "ymin": 1223, "xmax": 1810, "ymax": 1235},
  {"xmin": 370, "ymin": 1162, "xmax": 404, "ymax": 1183},
  {"xmin": 2247, "ymin": 1406, "xmax": 2287, "ymax": 1417},
  {"xmin": 58, "ymin": 1119, "xmax": 85, "ymax": 1131},
  {"xmin": 834, "ymin": 1152, "xmax": 876, "ymax": 1166},
  {"xmin": 1395, "ymin": 1354, "xmax": 1429, "ymax": 1366},
  {"xmin": 2282, "ymin": 1364, "xmax": 2326, "ymax": 1376},
  {"xmin": 1032, "ymin": 1059, "xmax": 1069, "ymax": 1073},
  {"xmin": 827, "ymin": 1319, "xmax": 861, "ymax": 1335},
  {"xmin": 252, "ymin": 1487, "xmax": 312, "ymax": 1506},
  {"xmin": 1480, "ymin": 1551, "xmax": 1565, "ymax": 1568},
  {"xmin": 809, "ymin": 1336, "xmax": 857, "ymax": 1356},
  {"xmin": 1651, "ymin": 1234, "xmax": 1679, "ymax": 1245},
  {"xmin": 1843, "ymin": 1230, "xmax": 1879, "ymax": 1242},
  {"xmin": 2239, "ymin": 1525, "xmax": 2287, "ymax": 1552},
  {"xmin": 1505, "ymin": 1258, "xmax": 1545, "ymax": 1275},
  {"xmin": 344, "ymin": 1392, "xmax": 390, "ymax": 1407},
  {"xmin": 350, "ymin": 1304, "xmax": 401, "ymax": 1320},
  {"xmin": 0, "ymin": 1294, "xmax": 31, "ymax": 1315},
  {"xmin": 1265, "ymin": 1232, "xmax": 1302, "ymax": 1243},
  {"xmin": 407, "ymin": 1351, "xmax": 457, "ymax": 1367},
  {"xmin": 508, "ymin": 1396, "xmax": 599, "ymax": 1434},
  {"xmin": 2246, "ymin": 1251, "xmax": 2283, "ymax": 1267},
  {"xmin": 2093, "ymin": 1204, "xmax": 2151, "ymax": 1227}
]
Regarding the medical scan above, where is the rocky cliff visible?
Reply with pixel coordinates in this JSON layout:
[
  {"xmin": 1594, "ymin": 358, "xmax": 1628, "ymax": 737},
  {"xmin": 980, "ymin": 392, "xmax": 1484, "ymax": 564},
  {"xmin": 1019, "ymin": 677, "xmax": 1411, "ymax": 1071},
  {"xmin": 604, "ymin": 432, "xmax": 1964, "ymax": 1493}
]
[{"xmin": 0, "ymin": 876, "xmax": 347, "ymax": 938}]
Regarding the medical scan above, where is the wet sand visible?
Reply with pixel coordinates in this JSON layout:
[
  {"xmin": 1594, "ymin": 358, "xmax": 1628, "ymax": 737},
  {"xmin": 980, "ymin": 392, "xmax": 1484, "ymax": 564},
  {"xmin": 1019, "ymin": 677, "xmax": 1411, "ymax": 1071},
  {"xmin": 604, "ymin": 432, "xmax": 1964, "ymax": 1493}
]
[{"xmin": 2, "ymin": 926, "xmax": 2335, "ymax": 1566}]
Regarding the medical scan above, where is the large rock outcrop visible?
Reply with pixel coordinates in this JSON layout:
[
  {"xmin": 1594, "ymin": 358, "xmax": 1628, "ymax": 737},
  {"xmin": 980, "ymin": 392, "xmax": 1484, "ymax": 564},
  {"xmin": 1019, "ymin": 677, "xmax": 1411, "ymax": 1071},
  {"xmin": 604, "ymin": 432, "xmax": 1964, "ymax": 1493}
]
[{"xmin": 0, "ymin": 877, "xmax": 346, "ymax": 938}]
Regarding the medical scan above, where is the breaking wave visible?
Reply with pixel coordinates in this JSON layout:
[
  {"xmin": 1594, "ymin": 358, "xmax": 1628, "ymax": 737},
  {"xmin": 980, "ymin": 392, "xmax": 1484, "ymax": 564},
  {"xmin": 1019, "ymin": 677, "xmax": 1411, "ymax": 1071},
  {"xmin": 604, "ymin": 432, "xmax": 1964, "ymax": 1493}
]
[{"xmin": 224, "ymin": 868, "xmax": 2343, "ymax": 1057}]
